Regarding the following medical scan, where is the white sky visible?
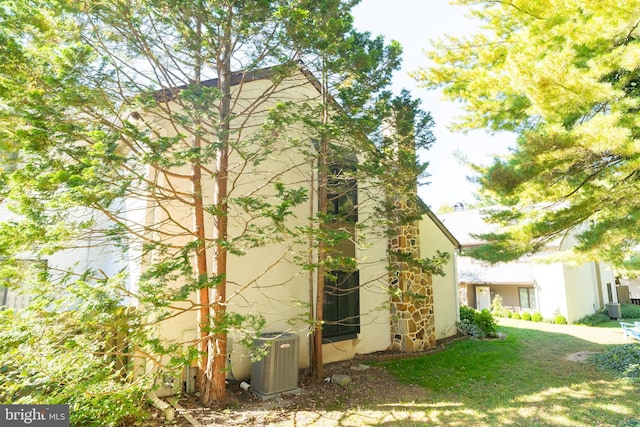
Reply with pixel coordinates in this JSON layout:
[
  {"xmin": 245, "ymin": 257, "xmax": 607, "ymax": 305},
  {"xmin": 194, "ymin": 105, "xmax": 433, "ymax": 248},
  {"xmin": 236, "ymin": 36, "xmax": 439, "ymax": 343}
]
[{"xmin": 352, "ymin": 0, "xmax": 515, "ymax": 209}]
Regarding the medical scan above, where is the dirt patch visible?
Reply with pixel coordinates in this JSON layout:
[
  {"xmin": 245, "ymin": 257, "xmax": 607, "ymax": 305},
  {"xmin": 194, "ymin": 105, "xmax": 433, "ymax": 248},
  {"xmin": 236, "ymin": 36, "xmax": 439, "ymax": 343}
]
[
  {"xmin": 156, "ymin": 359, "xmax": 421, "ymax": 427},
  {"xmin": 564, "ymin": 350, "xmax": 599, "ymax": 363}
]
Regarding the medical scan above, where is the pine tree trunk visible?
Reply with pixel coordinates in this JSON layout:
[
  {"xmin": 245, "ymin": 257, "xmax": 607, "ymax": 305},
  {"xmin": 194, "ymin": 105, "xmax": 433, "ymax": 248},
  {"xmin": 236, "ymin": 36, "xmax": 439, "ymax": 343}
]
[
  {"xmin": 200, "ymin": 19, "xmax": 232, "ymax": 404},
  {"xmin": 312, "ymin": 60, "xmax": 330, "ymax": 380}
]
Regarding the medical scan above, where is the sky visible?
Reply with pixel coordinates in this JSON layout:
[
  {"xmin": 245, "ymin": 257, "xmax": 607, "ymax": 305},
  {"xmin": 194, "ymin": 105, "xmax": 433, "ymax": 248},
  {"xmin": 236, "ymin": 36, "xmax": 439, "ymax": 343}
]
[{"xmin": 351, "ymin": 0, "xmax": 515, "ymax": 210}]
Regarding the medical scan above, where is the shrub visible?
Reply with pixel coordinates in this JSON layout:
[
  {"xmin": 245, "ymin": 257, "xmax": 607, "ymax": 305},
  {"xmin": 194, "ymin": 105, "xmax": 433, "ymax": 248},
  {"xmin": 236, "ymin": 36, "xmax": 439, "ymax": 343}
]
[
  {"xmin": 511, "ymin": 312, "xmax": 521, "ymax": 320},
  {"xmin": 0, "ymin": 304, "xmax": 154, "ymax": 427},
  {"xmin": 460, "ymin": 305, "xmax": 477, "ymax": 323},
  {"xmin": 456, "ymin": 306, "xmax": 499, "ymax": 338},
  {"xmin": 554, "ymin": 315, "xmax": 568, "ymax": 324},
  {"xmin": 475, "ymin": 309, "xmax": 499, "ymax": 337},
  {"xmin": 531, "ymin": 312, "xmax": 543, "ymax": 322},
  {"xmin": 521, "ymin": 311, "xmax": 532, "ymax": 321},
  {"xmin": 575, "ymin": 311, "xmax": 610, "ymax": 326},
  {"xmin": 589, "ymin": 343, "xmax": 640, "ymax": 379},
  {"xmin": 621, "ymin": 304, "xmax": 640, "ymax": 319},
  {"xmin": 490, "ymin": 294, "xmax": 510, "ymax": 318}
]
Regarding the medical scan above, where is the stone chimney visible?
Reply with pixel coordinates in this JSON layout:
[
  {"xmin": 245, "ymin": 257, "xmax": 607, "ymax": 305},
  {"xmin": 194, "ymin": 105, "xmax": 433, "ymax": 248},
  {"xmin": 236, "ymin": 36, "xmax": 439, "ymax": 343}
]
[{"xmin": 386, "ymin": 116, "xmax": 436, "ymax": 352}]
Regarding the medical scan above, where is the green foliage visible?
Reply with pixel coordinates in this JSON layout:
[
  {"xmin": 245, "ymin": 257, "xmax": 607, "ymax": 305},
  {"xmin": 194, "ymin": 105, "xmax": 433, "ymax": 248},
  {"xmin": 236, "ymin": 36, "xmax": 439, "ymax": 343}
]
[
  {"xmin": 521, "ymin": 311, "xmax": 532, "ymax": 321},
  {"xmin": 459, "ymin": 305, "xmax": 477, "ymax": 323},
  {"xmin": 0, "ymin": 0, "xmax": 432, "ymax": 408},
  {"xmin": 457, "ymin": 306, "xmax": 498, "ymax": 338},
  {"xmin": 490, "ymin": 294, "xmax": 510, "ymax": 318},
  {"xmin": 622, "ymin": 304, "xmax": 640, "ymax": 319},
  {"xmin": 555, "ymin": 315, "xmax": 568, "ymax": 325},
  {"xmin": 0, "ymin": 298, "xmax": 154, "ymax": 426},
  {"xmin": 421, "ymin": 0, "xmax": 640, "ymax": 269},
  {"xmin": 589, "ymin": 344, "xmax": 640, "ymax": 379},
  {"xmin": 575, "ymin": 311, "xmax": 611, "ymax": 326},
  {"xmin": 511, "ymin": 311, "xmax": 521, "ymax": 320},
  {"xmin": 531, "ymin": 312, "xmax": 543, "ymax": 322}
]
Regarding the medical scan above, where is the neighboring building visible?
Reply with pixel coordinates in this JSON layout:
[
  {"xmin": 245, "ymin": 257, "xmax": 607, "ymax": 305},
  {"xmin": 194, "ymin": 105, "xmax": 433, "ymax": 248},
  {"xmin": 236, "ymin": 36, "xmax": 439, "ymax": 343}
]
[
  {"xmin": 439, "ymin": 207, "xmax": 616, "ymax": 323},
  {"xmin": 617, "ymin": 277, "xmax": 640, "ymax": 305}
]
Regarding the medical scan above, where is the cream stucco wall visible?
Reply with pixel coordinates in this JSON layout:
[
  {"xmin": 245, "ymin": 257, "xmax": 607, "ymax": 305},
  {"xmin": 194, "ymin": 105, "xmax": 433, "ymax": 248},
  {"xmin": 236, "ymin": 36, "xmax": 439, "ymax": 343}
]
[
  {"xmin": 559, "ymin": 230, "xmax": 616, "ymax": 321},
  {"xmin": 419, "ymin": 215, "xmax": 459, "ymax": 340},
  {"xmin": 141, "ymin": 69, "xmax": 391, "ymax": 382}
]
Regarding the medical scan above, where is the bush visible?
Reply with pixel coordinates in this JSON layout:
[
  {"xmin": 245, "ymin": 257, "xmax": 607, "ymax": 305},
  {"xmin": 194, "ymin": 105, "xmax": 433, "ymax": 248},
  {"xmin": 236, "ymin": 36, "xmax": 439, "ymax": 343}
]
[
  {"xmin": 511, "ymin": 312, "xmax": 521, "ymax": 320},
  {"xmin": 456, "ymin": 306, "xmax": 499, "ymax": 338},
  {"xmin": 554, "ymin": 315, "xmax": 568, "ymax": 324},
  {"xmin": 622, "ymin": 304, "xmax": 640, "ymax": 319},
  {"xmin": 460, "ymin": 305, "xmax": 477, "ymax": 323},
  {"xmin": 490, "ymin": 294, "xmax": 510, "ymax": 318},
  {"xmin": 475, "ymin": 309, "xmax": 499, "ymax": 337},
  {"xmin": 521, "ymin": 311, "xmax": 532, "ymax": 321},
  {"xmin": 589, "ymin": 343, "xmax": 640, "ymax": 379},
  {"xmin": 531, "ymin": 312, "xmax": 543, "ymax": 322},
  {"xmin": 0, "ymin": 304, "xmax": 153, "ymax": 427},
  {"xmin": 575, "ymin": 311, "xmax": 610, "ymax": 326}
]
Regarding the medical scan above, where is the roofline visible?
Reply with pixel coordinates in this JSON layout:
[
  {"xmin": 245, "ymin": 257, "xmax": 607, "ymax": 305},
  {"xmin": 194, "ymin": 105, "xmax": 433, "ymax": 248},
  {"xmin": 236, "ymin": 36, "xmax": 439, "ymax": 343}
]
[
  {"xmin": 152, "ymin": 62, "xmax": 304, "ymax": 102},
  {"xmin": 418, "ymin": 198, "xmax": 461, "ymax": 250}
]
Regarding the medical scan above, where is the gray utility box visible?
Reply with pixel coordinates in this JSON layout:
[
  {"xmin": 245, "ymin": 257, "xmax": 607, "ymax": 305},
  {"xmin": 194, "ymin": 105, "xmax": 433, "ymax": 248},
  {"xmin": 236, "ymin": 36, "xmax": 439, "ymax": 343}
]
[
  {"xmin": 251, "ymin": 333, "xmax": 300, "ymax": 399},
  {"xmin": 606, "ymin": 302, "xmax": 622, "ymax": 319}
]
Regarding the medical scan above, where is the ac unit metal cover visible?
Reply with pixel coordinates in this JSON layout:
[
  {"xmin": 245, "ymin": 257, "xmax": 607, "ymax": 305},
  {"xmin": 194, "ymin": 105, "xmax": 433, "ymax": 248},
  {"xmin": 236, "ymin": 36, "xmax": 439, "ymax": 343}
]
[
  {"xmin": 606, "ymin": 302, "xmax": 622, "ymax": 319},
  {"xmin": 251, "ymin": 333, "xmax": 300, "ymax": 399}
]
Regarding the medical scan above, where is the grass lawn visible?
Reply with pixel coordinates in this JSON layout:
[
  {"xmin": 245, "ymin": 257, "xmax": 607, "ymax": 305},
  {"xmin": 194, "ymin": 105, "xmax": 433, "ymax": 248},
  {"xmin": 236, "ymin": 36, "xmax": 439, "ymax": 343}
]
[{"xmin": 347, "ymin": 321, "xmax": 640, "ymax": 426}]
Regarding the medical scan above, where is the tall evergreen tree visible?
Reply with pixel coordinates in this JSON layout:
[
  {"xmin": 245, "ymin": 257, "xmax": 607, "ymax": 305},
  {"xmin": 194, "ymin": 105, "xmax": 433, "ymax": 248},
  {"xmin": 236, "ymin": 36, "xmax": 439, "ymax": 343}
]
[
  {"xmin": 0, "ymin": 0, "xmax": 404, "ymax": 411},
  {"xmin": 420, "ymin": 0, "xmax": 640, "ymax": 270}
]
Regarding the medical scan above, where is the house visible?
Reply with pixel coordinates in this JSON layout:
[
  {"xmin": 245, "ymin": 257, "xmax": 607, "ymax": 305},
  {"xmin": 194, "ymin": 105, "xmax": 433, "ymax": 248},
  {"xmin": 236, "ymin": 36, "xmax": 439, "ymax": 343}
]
[
  {"xmin": 420, "ymin": 208, "xmax": 461, "ymax": 340},
  {"xmin": 438, "ymin": 206, "xmax": 616, "ymax": 323},
  {"xmin": 139, "ymin": 66, "xmax": 462, "ymax": 385},
  {"xmin": 0, "ymin": 65, "xmax": 461, "ymax": 394}
]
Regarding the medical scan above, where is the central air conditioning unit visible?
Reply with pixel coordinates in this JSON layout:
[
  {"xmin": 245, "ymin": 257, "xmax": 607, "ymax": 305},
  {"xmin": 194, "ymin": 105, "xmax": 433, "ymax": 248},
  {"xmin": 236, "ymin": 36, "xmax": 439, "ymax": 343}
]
[
  {"xmin": 250, "ymin": 333, "xmax": 300, "ymax": 399},
  {"xmin": 606, "ymin": 302, "xmax": 622, "ymax": 319}
]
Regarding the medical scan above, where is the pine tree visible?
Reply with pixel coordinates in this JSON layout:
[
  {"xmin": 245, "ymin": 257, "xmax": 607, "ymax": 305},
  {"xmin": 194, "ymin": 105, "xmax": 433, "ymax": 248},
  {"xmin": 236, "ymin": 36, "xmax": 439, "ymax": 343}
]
[
  {"xmin": 0, "ymin": 0, "xmax": 404, "ymax": 409},
  {"xmin": 420, "ymin": 0, "xmax": 640, "ymax": 270}
]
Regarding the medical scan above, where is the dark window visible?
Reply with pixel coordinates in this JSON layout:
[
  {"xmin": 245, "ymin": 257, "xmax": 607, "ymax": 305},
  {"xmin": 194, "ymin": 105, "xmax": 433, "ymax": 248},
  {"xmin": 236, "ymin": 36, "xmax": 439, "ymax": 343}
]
[
  {"xmin": 519, "ymin": 287, "xmax": 536, "ymax": 310},
  {"xmin": 323, "ymin": 271, "xmax": 360, "ymax": 343},
  {"xmin": 327, "ymin": 165, "xmax": 357, "ymax": 222}
]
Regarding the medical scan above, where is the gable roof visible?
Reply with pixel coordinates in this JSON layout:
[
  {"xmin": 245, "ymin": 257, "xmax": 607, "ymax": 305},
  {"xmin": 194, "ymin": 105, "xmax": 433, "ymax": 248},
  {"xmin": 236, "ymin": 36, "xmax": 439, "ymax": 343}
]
[
  {"xmin": 438, "ymin": 207, "xmax": 566, "ymax": 250},
  {"xmin": 417, "ymin": 198, "xmax": 460, "ymax": 249},
  {"xmin": 437, "ymin": 208, "xmax": 493, "ymax": 247}
]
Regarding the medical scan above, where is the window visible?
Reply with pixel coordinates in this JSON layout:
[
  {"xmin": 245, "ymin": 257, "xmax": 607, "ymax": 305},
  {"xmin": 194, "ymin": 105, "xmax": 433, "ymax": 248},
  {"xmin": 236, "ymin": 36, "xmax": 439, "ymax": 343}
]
[
  {"xmin": 519, "ymin": 287, "xmax": 536, "ymax": 310},
  {"xmin": 323, "ymin": 271, "xmax": 360, "ymax": 343},
  {"xmin": 327, "ymin": 165, "xmax": 358, "ymax": 222}
]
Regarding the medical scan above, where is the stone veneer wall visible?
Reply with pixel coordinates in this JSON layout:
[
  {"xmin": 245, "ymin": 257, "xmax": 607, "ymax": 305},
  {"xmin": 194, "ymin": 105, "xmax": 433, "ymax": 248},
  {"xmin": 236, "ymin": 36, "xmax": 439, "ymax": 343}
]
[{"xmin": 389, "ymin": 204, "xmax": 436, "ymax": 352}]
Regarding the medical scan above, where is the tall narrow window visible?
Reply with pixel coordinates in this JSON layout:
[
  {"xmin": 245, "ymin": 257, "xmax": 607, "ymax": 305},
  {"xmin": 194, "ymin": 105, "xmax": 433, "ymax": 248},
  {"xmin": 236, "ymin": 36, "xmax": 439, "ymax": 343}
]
[
  {"xmin": 327, "ymin": 164, "xmax": 358, "ymax": 222},
  {"xmin": 323, "ymin": 271, "xmax": 360, "ymax": 343}
]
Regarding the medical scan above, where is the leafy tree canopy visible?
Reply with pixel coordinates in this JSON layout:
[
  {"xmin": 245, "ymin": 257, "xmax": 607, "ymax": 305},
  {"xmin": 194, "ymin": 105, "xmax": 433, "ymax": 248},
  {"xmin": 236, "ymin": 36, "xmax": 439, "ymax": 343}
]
[{"xmin": 419, "ymin": 0, "xmax": 640, "ymax": 271}]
